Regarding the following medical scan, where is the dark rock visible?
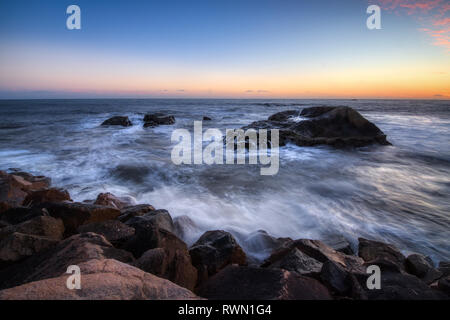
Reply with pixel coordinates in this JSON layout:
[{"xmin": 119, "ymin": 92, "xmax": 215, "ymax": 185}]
[
  {"xmin": 0, "ymin": 232, "xmax": 58, "ymax": 264},
  {"xmin": 241, "ymin": 230, "xmax": 292, "ymax": 258},
  {"xmin": 0, "ymin": 232, "xmax": 134, "ymax": 290},
  {"xmin": 438, "ymin": 261, "xmax": 450, "ymax": 277},
  {"xmin": 202, "ymin": 116, "xmax": 212, "ymax": 121},
  {"xmin": 23, "ymin": 188, "xmax": 71, "ymax": 206},
  {"xmin": 94, "ymin": 192, "xmax": 130, "ymax": 209},
  {"xmin": 0, "ymin": 171, "xmax": 50, "ymax": 205},
  {"xmin": 125, "ymin": 209, "xmax": 174, "ymax": 234},
  {"xmin": 143, "ymin": 114, "xmax": 175, "ymax": 127},
  {"xmin": 264, "ymin": 247, "xmax": 323, "ymax": 275},
  {"xmin": 0, "ymin": 201, "xmax": 12, "ymax": 215},
  {"xmin": 0, "ymin": 216, "xmax": 64, "ymax": 241},
  {"xmin": 0, "ymin": 207, "xmax": 49, "ymax": 225},
  {"xmin": 101, "ymin": 116, "xmax": 132, "ymax": 127},
  {"xmin": 173, "ymin": 215, "xmax": 200, "ymax": 242},
  {"xmin": 320, "ymin": 260, "xmax": 351, "ymax": 295},
  {"xmin": 358, "ymin": 238, "xmax": 405, "ymax": 270},
  {"xmin": 189, "ymin": 230, "xmax": 247, "ymax": 283},
  {"xmin": 36, "ymin": 202, "xmax": 121, "ymax": 236},
  {"xmin": 0, "ymin": 259, "xmax": 200, "ymax": 300},
  {"xmin": 405, "ymin": 253, "xmax": 443, "ymax": 284},
  {"xmin": 117, "ymin": 204, "xmax": 155, "ymax": 222},
  {"xmin": 241, "ymin": 106, "xmax": 391, "ymax": 148},
  {"xmin": 77, "ymin": 220, "xmax": 135, "ymax": 246},
  {"xmin": 322, "ymin": 235, "xmax": 354, "ymax": 255},
  {"xmin": 365, "ymin": 271, "xmax": 447, "ymax": 300},
  {"xmin": 198, "ymin": 265, "xmax": 332, "ymax": 300},
  {"xmin": 437, "ymin": 276, "xmax": 450, "ymax": 296}
]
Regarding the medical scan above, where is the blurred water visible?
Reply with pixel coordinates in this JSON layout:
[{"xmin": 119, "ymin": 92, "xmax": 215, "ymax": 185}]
[{"xmin": 0, "ymin": 99, "xmax": 449, "ymax": 262}]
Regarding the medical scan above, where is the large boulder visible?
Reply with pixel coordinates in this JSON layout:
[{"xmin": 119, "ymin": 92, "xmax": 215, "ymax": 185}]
[
  {"xmin": 0, "ymin": 207, "xmax": 49, "ymax": 225},
  {"xmin": 35, "ymin": 202, "xmax": 121, "ymax": 235},
  {"xmin": 94, "ymin": 192, "xmax": 130, "ymax": 209},
  {"xmin": 240, "ymin": 106, "xmax": 390, "ymax": 148},
  {"xmin": 23, "ymin": 188, "xmax": 71, "ymax": 206},
  {"xmin": 101, "ymin": 116, "xmax": 132, "ymax": 127},
  {"xmin": 197, "ymin": 265, "xmax": 332, "ymax": 300},
  {"xmin": 77, "ymin": 220, "xmax": 135, "ymax": 247},
  {"xmin": 322, "ymin": 235, "xmax": 354, "ymax": 255},
  {"xmin": 0, "ymin": 232, "xmax": 134, "ymax": 290},
  {"xmin": 0, "ymin": 171, "xmax": 50, "ymax": 205},
  {"xmin": 0, "ymin": 259, "xmax": 200, "ymax": 300},
  {"xmin": 405, "ymin": 254, "xmax": 442, "ymax": 284},
  {"xmin": 358, "ymin": 238, "xmax": 406, "ymax": 270},
  {"xmin": 189, "ymin": 230, "xmax": 247, "ymax": 283},
  {"xmin": 117, "ymin": 204, "xmax": 155, "ymax": 222},
  {"xmin": 0, "ymin": 216, "xmax": 64, "ymax": 241},
  {"xmin": 125, "ymin": 209, "xmax": 175, "ymax": 234},
  {"xmin": 263, "ymin": 247, "xmax": 323, "ymax": 276},
  {"xmin": 143, "ymin": 114, "xmax": 175, "ymax": 127},
  {"xmin": 0, "ymin": 232, "xmax": 58, "ymax": 264}
]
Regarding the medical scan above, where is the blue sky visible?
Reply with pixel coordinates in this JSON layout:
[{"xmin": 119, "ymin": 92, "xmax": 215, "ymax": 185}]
[{"xmin": 0, "ymin": 0, "xmax": 448, "ymax": 98}]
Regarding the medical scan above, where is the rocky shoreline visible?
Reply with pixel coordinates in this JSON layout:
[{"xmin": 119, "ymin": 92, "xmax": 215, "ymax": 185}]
[{"xmin": 0, "ymin": 169, "xmax": 449, "ymax": 300}]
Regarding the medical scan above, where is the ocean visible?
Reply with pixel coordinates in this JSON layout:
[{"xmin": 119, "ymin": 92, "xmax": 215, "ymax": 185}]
[{"xmin": 0, "ymin": 99, "xmax": 449, "ymax": 262}]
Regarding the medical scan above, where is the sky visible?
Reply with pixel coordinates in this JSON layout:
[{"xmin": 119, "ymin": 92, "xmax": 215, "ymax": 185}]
[{"xmin": 0, "ymin": 0, "xmax": 449, "ymax": 99}]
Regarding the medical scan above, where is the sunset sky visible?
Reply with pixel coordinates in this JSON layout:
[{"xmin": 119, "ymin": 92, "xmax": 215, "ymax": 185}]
[{"xmin": 0, "ymin": 0, "xmax": 449, "ymax": 99}]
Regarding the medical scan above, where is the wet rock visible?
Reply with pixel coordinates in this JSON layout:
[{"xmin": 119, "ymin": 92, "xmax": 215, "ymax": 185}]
[
  {"xmin": 320, "ymin": 260, "xmax": 351, "ymax": 296},
  {"xmin": 143, "ymin": 114, "xmax": 175, "ymax": 127},
  {"xmin": 0, "ymin": 216, "xmax": 64, "ymax": 241},
  {"xmin": 125, "ymin": 209, "xmax": 174, "ymax": 233},
  {"xmin": 77, "ymin": 220, "xmax": 135, "ymax": 246},
  {"xmin": 117, "ymin": 204, "xmax": 155, "ymax": 222},
  {"xmin": 0, "ymin": 259, "xmax": 200, "ymax": 300},
  {"xmin": 189, "ymin": 230, "xmax": 247, "ymax": 283},
  {"xmin": 134, "ymin": 246, "xmax": 198, "ymax": 291},
  {"xmin": 36, "ymin": 202, "xmax": 121, "ymax": 236},
  {"xmin": 0, "ymin": 232, "xmax": 58, "ymax": 264},
  {"xmin": 437, "ymin": 276, "xmax": 450, "ymax": 296},
  {"xmin": 0, "ymin": 232, "xmax": 134, "ymax": 290},
  {"xmin": 198, "ymin": 265, "xmax": 332, "ymax": 300},
  {"xmin": 405, "ymin": 254, "xmax": 443, "ymax": 284},
  {"xmin": 242, "ymin": 106, "xmax": 391, "ymax": 148},
  {"xmin": 358, "ymin": 238, "xmax": 405, "ymax": 270},
  {"xmin": 263, "ymin": 247, "xmax": 323, "ymax": 275},
  {"xmin": 173, "ymin": 215, "xmax": 199, "ymax": 241},
  {"xmin": 322, "ymin": 235, "xmax": 354, "ymax": 255},
  {"xmin": 94, "ymin": 192, "xmax": 130, "ymax": 209},
  {"xmin": 438, "ymin": 261, "xmax": 450, "ymax": 277},
  {"xmin": 101, "ymin": 116, "xmax": 132, "ymax": 127},
  {"xmin": 203, "ymin": 116, "xmax": 212, "ymax": 121},
  {"xmin": 265, "ymin": 239, "xmax": 363, "ymax": 273},
  {"xmin": 23, "ymin": 188, "xmax": 71, "ymax": 206},
  {"xmin": 0, "ymin": 171, "xmax": 50, "ymax": 205},
  {"xmin": 241, "ymin": 230, "xmax": 292, "ymax": 258}
]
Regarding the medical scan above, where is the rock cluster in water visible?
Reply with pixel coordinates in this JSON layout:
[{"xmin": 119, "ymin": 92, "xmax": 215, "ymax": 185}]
[
  {"xmin": 242, "ymin": 106, "xmax": 391, "ymax": 148},
  {"xmin": 0, "ymin": 170, "xmax": 448, "ymax": 300}
]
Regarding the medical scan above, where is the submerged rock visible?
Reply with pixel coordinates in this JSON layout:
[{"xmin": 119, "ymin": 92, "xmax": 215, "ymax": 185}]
[
  {"xmin": 241, "ymin": 106, "xmax": 391, "ymax": 148},
  {"xmin": 101, "ymin": 116, "xmax": 132, "ymax": 127},
  {"xmin": 0, "ymin": 259, "xmax": 199, "ymax": 300}
]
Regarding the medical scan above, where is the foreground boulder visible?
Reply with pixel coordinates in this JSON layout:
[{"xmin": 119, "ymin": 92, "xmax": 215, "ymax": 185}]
[
  {"xmin": 0, "ymin": 259, "xmax": 199, "ymax": 300},
  {"xmin": 0, "ymin": 216, "xmax": 64, "ymax": 241},
  {"xmin": 189, "ymin": 230, "xmax": 247, "ymax": 284},
  {"xmin": 240, "ymin": 106, "xmax": 390, "ymax": 148},
  {"xmin": 143, "ymin": 114, "xmax": 175, "ymax": 127},
  {"xmin": 0, "ymin": 171, "xmax": 50, "ymax": 205},
  {"xmin": 198, "ymin": 265, "xmax": 332, "ymax": 300},
  {"xmin": 101, "ymin": 116, "xmax": 132, "ymax": 127},
  {"xmin": 23, "ymin": 188, "xmax": 71, "ymax": 206},
  {"xmin": 0, "ymin": 232, "xmax": 133, "ymax": 290},
  {"xmin": 35, "ymin": 202, "xmax": 121, "ymax": 235},
  {"xmin": 358, "ymin": 238, "xmax": 406, "ymax": 270}
]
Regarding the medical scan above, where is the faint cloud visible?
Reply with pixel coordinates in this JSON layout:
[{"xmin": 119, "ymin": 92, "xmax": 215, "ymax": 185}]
[
  {"xmin": 176, "ymin": 89, "xmax": 185, "ymax": 92},
  {"xmin": 375, "ymin": 0, "xmax": 450, "ymax": 50}
]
